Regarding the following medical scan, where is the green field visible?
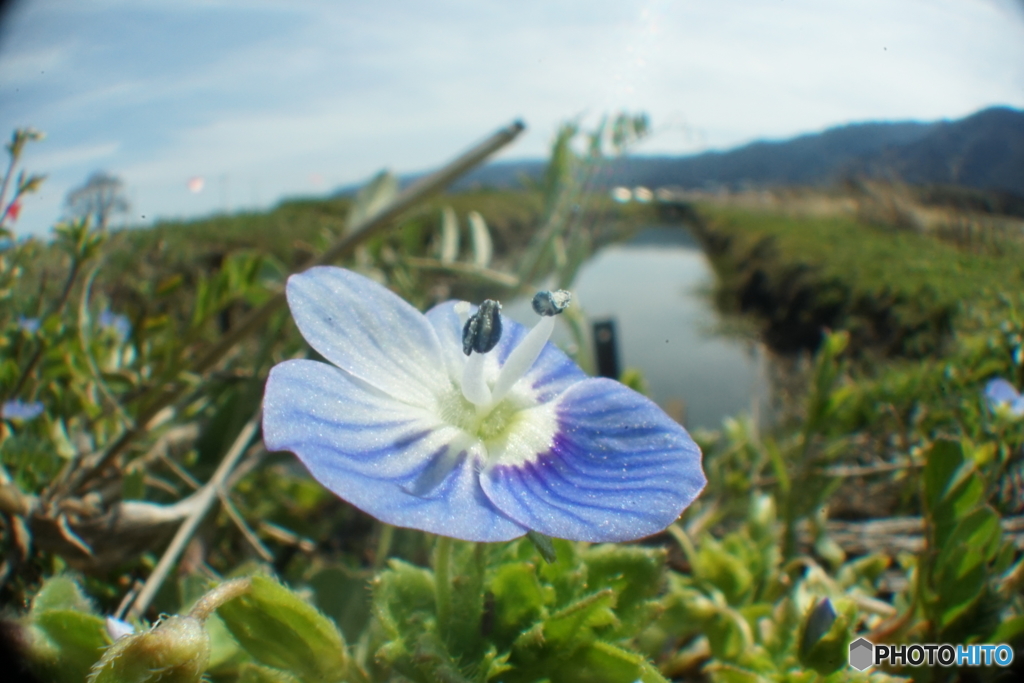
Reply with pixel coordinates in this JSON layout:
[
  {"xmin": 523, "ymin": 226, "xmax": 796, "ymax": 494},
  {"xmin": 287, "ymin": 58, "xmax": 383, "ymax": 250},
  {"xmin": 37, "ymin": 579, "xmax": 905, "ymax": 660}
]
[{"xmin": 4, "ymin": 167, "xmax": 1024, "ymax": 682}]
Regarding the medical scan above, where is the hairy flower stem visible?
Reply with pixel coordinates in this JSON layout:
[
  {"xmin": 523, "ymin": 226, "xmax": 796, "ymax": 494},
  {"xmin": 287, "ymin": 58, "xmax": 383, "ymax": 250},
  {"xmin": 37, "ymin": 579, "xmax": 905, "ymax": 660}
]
[
  {"xmin": 434, "ymin": 535, "xmax": 454, "ymax": 640},
  {"xmin": 188, "ymin": 578, "xmax": 252, "ymax": 622},
  {"xmin": 374, "ymin": 524, "xmax": 395, "ymax": 570}
]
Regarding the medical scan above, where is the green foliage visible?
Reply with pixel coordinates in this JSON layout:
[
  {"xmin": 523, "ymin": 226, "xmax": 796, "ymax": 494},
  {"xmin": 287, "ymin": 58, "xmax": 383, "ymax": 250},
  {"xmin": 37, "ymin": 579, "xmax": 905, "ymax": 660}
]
[
  {"xmin": 216, "ymin": 575, "xmax": 351, "ymax": 683},
  {"xmin": 5, "ymin": 120, "xmax": 1024, "ymax": 683},
  {"xmin": 694, "ymin": 204, "xmax": 1024, "ymax": 358},
  {"xmin": 371, "ymin": 538, "xmax": 669, "ymax": 683},
  {"xmin": 16, "ymin": 575, "xmax": 110, "ymax": 683}
]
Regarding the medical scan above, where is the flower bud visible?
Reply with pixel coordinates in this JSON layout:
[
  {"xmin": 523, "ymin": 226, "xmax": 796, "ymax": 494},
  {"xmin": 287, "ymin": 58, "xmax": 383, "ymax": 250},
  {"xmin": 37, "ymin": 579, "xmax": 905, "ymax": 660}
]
[
  {"xmin": 798, "ymin": 597, "xmax": 850, "ymax": 676},
  {"xmin": 88, "ymin": 615, "xmax": 209, "ymax": 683}
]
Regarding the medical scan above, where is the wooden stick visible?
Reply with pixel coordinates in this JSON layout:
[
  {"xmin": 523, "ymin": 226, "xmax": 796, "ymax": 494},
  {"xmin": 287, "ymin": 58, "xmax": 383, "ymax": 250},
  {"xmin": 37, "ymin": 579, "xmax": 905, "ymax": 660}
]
[
  {"xmin": 127, "ymin": 410, "xmax": 261, "ymax": 620},
  {"xmin": 68, "ymin": 120, "xmax": 525, "ymax": 494}
]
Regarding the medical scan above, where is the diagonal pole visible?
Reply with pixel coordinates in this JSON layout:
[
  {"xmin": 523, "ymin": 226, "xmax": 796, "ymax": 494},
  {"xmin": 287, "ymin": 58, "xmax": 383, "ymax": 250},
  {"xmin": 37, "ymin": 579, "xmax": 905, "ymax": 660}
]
[{"xmin": 65, "ymin": 120, "xmax": 525, "ymax": 495}]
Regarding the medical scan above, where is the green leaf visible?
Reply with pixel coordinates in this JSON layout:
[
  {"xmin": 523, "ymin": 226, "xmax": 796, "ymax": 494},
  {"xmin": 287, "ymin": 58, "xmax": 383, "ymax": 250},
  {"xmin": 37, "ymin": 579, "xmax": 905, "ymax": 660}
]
[
  {"xmin": 216, "ymin": 575, "xmax": 348, "ymax": 683},
  {"xmin": 923, "ymin": 439, "xmax": 985, "ymax": 548},
  {"xmin": 24, "ymin": 610, "xmax": 108, "ymax": 683},
  {"xmin": 372, "ymin": 559, "xmax": 436, "ymax": 640},
  {"xmin": 704, "ymin": 662, "xmax": 770, "ymax": 683},
  {"xmin": 31, "ymin": 575, "xmax": 96, "ymax": 614},
  {"xmin": 556, "ymin": 640, "xmax": 669, "ymax": 683},
  {"xmin": 307, "ymin": 566, "xmax": 372, "ymax": 644},
  {"xmin": 535, "ymin": 538, "xmax": 584, "ymax": 608},
  {"xmin": 694, "ymin": 538, "xmax": 753, "ymax": 605},
  {"xmin": 489, "ymin": 562, "xmax": 546, "ymax": 641},
  {"xmin": 934, "ymin": 506, "xmax": 1002, "ymax": 627},
  {"xmin": 542, "ymin": 589, "xmax": 617, "ymax": 648},
  {"xmin": 703, "ymin": 607, "xmax": 753, "ymax": 662},
  {"xmin": 236, "ymin": 663, "xmax": 301, "ymax": 683},
  {"xmin": 922, "ymin": 439, "xmax": 965, "ymax": 513},
  {"xmin": 990, "ymin": 615, "xmax": 1024, "ymax": 643},
  {"xmin": 204, "ymin": 613, "xmax": 244, "ymax": 674},
  {"xmin": 583, "ymin": 544, "xmax": 665, "ymax": 633}
]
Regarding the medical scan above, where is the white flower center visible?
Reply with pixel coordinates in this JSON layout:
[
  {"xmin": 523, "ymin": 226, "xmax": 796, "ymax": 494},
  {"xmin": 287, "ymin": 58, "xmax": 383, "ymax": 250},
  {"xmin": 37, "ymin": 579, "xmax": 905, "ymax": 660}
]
[{"xmin": 408, "ymin": 297, "xmax": 567, "ymax": 497}]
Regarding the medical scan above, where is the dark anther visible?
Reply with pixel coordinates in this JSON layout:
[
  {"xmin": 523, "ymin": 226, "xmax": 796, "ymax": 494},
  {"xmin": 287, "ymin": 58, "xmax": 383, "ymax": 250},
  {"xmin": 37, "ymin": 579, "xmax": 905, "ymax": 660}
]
[
  {"xmin": 462, "ymin": 300, "xmax": 502, "ymax": 355},
  {"xmin": 531, "ymin": 289, "xmax": 572, "ymax": 317}
]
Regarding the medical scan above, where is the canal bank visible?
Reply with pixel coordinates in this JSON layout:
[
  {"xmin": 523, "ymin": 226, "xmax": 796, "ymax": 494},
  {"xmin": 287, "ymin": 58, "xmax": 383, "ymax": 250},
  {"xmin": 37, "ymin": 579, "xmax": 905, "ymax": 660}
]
[{"xmin": 659, "ymin": 200, "xmax": 1017, "ymax": 359}]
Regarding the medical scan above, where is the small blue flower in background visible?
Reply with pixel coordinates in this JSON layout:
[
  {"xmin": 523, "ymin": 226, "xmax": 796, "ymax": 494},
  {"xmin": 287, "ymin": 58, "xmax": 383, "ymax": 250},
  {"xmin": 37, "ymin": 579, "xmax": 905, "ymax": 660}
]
[
  {"xmin": 16, "ymin": 316, "xmax": 40, "ymax": 334},
  {"xmin": 99, "ymin": 308, "xmax": 132, "ymax": 340},
  {"xmin": 984, "ymin": 378, "xmax": 1024, "ymax": 417},
  {"xmin": 263, "ymin": 266, "xmax": 706, "ymax": 542},
  {"xmin": 1, "ymin": 399, "xmax": 44, "ymax": 421}
]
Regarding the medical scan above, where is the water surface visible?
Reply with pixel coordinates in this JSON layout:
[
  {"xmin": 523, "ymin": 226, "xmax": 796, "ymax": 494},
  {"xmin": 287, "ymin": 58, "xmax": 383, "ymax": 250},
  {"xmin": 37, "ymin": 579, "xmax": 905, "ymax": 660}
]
[{"xmin": 507, "ymin": 226, "xmax": 770, "ymax": 431}]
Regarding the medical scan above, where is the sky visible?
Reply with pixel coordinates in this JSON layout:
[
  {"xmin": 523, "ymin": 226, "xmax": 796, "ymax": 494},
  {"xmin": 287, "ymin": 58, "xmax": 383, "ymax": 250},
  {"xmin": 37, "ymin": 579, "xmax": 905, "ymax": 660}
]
[{"xmin": 1, "ymin": 0, "xmax": 1023, "ymax": 237}]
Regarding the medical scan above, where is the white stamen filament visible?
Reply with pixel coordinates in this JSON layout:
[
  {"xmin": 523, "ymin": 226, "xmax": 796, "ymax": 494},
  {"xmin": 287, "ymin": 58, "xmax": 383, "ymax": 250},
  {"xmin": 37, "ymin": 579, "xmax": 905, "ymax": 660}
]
[
  {"xmin": 491, "ymin": 314, "xmax": 555, "ymax": 404},
  {"xmin": 461, "ymin": 348, "xmax": 492, "ymax": 406},
  {"xmin": 457, "ymin": 301, "xmax": 557, "ymax": 411}
]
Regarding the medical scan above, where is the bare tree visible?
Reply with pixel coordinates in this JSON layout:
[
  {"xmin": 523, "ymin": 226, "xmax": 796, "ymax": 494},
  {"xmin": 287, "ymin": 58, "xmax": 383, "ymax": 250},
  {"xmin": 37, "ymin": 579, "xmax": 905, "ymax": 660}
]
[{"xmin": 64, "ymin": 171, "xmax": 130, "ymax": 229}]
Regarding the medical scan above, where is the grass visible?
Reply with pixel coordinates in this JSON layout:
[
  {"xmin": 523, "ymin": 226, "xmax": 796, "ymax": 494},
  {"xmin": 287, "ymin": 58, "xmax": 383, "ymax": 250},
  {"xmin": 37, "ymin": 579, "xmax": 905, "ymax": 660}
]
[
  {"xmin": 691, "ymin": 202, "xmax": 1024, "ymax": 357},
  {"xmin": 699, "ymin": 204, "xmax": 1023, "ymax": 315}
]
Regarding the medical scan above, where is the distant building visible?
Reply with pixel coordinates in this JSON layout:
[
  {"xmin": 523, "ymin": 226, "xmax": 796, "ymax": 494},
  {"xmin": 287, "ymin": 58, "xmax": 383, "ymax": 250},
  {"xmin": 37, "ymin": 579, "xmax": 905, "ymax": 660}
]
[{"xmin": 610, "ymin": 186, "xmax": 632, "ymax": 203}]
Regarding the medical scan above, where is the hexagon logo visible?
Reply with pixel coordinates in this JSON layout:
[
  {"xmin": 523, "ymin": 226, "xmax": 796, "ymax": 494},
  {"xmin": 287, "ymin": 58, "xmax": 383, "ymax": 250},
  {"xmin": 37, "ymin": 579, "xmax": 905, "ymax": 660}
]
[{"xmin": 849, "ymin": 637, "xmax": 874, "ymax": 671}]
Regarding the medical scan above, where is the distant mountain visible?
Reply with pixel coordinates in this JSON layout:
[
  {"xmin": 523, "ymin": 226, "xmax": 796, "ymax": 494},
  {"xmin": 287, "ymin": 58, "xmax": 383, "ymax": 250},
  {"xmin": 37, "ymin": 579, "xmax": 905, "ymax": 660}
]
[
  {"xmin": 844, "ymin": 107, "xmax": 1024, "ymax": 196},
  {"xmin": 593, "ymin": 119, "xmax": 941, "ymax": 190},
  {"xmin": 335, "ymin": 106, "xmax": 1024, "ymax": 198}
]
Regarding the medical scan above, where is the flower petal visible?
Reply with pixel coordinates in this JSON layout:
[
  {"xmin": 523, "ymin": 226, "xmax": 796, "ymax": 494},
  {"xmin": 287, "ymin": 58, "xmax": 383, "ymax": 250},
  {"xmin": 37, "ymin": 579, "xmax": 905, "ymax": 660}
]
[
  {"xmin": 425, "ymin": 301, "xmax": 588, "ymax": 402},
  {"xmin": 263, "ymin": 359, "xmax": 527, "ymax": 541},
  {"xmin": 1, "ymin": 399, "xmax": 45, "ymax": 421},
  {"xmin": 985, "ymin": 378, "xmax": 1021, "ymax": 408},
  {"xmin": 425, "ymin": 301, "xmax": 474, "ymax": 385},
  {"xmin": 287, "ymin": 267, "xmax": 450, "ymax": 407},
  {"xmin": 480, "ymin": 377, "xmax": 705, "ymax": 542}
]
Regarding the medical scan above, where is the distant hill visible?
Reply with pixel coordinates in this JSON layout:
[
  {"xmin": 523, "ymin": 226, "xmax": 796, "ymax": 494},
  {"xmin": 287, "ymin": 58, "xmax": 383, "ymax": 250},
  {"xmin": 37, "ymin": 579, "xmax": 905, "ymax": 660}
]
[
  {"xmin": 590, "ymin": 119, "xmax": 941, "ymax": 190},
  {"xmin": 335, "ymin": 106, "xmax": 1024, "ymax": 198},
  {"xmin": 844, "ymin": 107, "xmax": 1024, "ymax": 196}
]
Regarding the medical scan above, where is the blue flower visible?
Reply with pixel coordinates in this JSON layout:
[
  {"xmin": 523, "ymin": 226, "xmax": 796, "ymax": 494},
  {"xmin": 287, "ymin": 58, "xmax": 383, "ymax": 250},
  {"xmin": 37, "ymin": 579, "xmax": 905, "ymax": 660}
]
[
  {"xmin": 984, "ymin": 378, "xmax": 1024, "ymax": 417},
  {"xmin": 16, "ymin": 316, "xmax": 40, "ymax": 334},
  {"xmin": 263, "ymin": 267, "xmax": 706, "ymax": 542},
  {"xmin": 99, "ymin": 309, "xmax": 132, "ymax": 339},
  {"xmin": 1, "ymin": 399, "xmax": 44, "ymax": 421}
]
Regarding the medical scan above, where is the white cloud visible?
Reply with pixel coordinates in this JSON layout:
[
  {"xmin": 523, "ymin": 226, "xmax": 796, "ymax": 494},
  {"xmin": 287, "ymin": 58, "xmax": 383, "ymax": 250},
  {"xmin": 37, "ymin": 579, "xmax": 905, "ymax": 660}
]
[{"xmin": 0, "ymin": 0, "xmax": 1022, "ymax": 236}]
